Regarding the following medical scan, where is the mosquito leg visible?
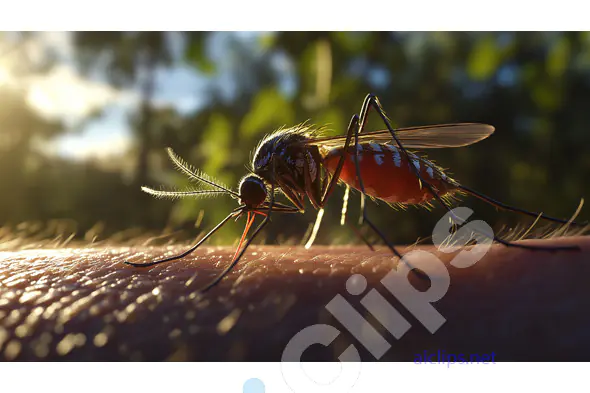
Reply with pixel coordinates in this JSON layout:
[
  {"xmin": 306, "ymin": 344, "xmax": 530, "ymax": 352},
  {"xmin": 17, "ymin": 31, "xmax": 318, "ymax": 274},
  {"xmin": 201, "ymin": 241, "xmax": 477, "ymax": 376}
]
[
  {"xmin": 190, "ymin": 198, "xmax": 301, "ymax": 291},
  {"xmin": 267, "ymin": 159, "xmax": 326, "ymax": 249},
  {"xmin": 125, "ymin": 212, "xmax": 235, "ymax": 268},
  {"xmin": 304, "ymin": 208, "xmax": 325, "ymax": 249},
  {"xmin": 305, "ymin": 114, "xmax": 366, "ymax": 249},
  {"xmin": 346, "ymin": 221, "xmax": 375, "ymax": 251},
  {"xmin": 358, "ymin": 94, "xmax": 444, "ymax": 221},
  {"xmin": 340, "ymin": 185, "xmax": 350, "ymax": 226},
  {"xmin": 304, "ymin": 202, "xmax": 376, "ymax": 251},
  {"xmin": 262, "ymin": 201, "xmax": 302, "ymax": 213},
  {"xmin": 196, "ymin": 161, "xmax": 279, "ymax": 294},
  {"xmin": 304, "ymin": 112, "xmax": 371, "ymax": 250},
  {"xmin": 349, "ymin": 110, "xmax": 413, "ymax": 263},
  {"xmin": 350, "ymin": 138, "xmax": 427, "ymax": 278},
  {"xmin": 360, "ymin": 93, "xmax": 580, "ymax": 252},
  {"xmin": 319, "ymin": 114, "xmax": 360, "ymax": 206},
  {"xmin": 196, "ymin": 210, "xmax": 272, "ymax": 294},
  {"xmin": 305, "ymin": 179, "xmax": 371, "ymax": 250},
  {"xmin": 352, "ymin": 155, "xmax": 400, "ymax": 256},
  {"xmin": 457, "ymin": 184, "xmax": 587, "ymax": 228},
  {"xmin": 338, "ymin": 184, "xmax": 375, "ymax": 250}
]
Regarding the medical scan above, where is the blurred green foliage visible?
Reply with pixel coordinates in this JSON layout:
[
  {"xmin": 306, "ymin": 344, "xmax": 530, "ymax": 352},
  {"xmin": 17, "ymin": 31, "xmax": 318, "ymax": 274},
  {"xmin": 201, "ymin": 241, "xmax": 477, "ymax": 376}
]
[{"xmin": 0, "ymin": 32, "xmax": 589, "ymax": 247}]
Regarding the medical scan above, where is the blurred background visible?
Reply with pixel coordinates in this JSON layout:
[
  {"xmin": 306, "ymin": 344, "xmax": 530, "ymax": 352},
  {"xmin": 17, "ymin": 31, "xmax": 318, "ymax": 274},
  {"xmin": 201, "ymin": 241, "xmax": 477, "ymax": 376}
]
[{"xmin": 0, "ymin": 31, "xmax": 588, "ymax": 249}]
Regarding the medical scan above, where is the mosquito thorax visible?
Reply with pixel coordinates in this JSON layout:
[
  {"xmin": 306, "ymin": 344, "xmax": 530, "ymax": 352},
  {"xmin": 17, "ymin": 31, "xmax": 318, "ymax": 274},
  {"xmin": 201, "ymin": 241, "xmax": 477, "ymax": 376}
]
[
  {"xmin": 238, "ymin": 174, "xmax": 267, "ymax": 208},
  {"xmin": 251, "ymin": 128, "xmax": 322, "ymax": 191}
]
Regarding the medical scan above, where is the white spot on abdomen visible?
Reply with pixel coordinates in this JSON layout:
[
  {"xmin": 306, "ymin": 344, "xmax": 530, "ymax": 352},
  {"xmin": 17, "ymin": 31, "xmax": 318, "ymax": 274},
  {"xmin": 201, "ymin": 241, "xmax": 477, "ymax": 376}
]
[
  {"xmin": 391, "ymin": 147, "xmax": 401, "ymax": 167},
  {"xmin": 353, "ymin": 144, "xmax": 363, "ymax": 162},
  {"xmin": 427, "ymin": 166, "xmax": 434, "ymax": 178},
  {"xmin": 369, "ymin": 143, "xmax": 383, "ymax": 152}
]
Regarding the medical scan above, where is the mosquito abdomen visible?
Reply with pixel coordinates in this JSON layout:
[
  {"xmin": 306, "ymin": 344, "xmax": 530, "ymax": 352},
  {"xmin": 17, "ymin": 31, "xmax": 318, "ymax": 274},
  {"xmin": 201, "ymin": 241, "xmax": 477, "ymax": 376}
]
[{"xmin": 322, "ymin": 143, "xmax": 458, "ymax": 205}]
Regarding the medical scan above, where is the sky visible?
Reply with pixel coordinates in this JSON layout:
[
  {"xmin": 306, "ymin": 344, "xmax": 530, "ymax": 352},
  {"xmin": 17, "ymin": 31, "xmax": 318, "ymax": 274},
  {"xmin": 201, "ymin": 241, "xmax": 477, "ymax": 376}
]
[
  {"xmin": 2, "ymin": 31, "xmax": 510, "ymax": 164},
  {"xmin": 55, "ymin": 62, "xmax": 206, "ymax": 161},
  {"xmin": 0, "ymin": 32, "xmax": 216, "ymax": 161},
  {"xmin": 1, "ymin": 31, "xmax": 524, "ymax": 163}
]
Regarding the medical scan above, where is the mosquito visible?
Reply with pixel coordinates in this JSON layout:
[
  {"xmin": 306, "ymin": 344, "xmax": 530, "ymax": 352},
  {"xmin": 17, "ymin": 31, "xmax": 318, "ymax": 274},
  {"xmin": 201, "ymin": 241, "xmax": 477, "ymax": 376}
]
[{"xmin": 125, "ymin": 94, "xmax": 585, "ymax": 293}]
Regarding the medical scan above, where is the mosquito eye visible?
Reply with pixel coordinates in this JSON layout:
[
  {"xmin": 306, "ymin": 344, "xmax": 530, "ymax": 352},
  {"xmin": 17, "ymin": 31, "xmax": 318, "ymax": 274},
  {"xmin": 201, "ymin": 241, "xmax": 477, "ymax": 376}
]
[{"xmin": 239, "ymin": 175, "xmax": 267, "ymax": 207}]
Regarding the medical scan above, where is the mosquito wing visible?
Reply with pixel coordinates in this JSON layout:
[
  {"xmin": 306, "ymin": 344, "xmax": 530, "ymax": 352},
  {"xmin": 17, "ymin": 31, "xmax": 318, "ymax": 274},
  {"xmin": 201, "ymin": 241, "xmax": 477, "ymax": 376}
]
[{"xmin": 308, "ymin": 123, "xmax": 495, "ymax": 149}]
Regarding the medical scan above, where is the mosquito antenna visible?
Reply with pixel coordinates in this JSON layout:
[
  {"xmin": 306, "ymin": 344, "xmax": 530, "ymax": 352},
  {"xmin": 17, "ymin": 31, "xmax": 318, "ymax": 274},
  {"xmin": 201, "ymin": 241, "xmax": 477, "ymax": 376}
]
[
  {"xmin": 125, "ymin": 212, "xmax": 235, "ymax": 268},
  {"xmin": 141, "ymin": 187, "xmax": 232, "ymax": 200},
  {"xmin": 166, "ymin": 147, "xmax": 240, "ymax": 198}
]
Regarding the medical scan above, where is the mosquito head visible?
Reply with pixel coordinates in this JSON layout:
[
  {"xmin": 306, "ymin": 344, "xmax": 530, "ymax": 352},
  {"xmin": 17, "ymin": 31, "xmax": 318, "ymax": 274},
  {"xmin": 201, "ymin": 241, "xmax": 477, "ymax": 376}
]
[{"xmin": 238, "ymin": 174, "xmax": 267, "ymax": 208}]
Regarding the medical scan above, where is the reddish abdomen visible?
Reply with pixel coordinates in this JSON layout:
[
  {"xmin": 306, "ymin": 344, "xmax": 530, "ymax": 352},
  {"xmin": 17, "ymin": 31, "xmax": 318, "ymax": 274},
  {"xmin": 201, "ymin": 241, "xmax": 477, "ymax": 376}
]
[{"xmin": 322, "ymin": 143, "xmax": 456, "ymax": 204}]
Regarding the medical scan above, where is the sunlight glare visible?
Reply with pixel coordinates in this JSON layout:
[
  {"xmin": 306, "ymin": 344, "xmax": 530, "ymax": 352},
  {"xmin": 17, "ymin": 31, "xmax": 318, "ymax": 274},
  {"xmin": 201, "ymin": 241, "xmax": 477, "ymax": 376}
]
[
  {"xmin": 26, "ymin": 65, "xmax": 123, "ymax": 120},
  {"xmin": 0, "ymin": 65, "xmax": 10, "ymax": 86}
]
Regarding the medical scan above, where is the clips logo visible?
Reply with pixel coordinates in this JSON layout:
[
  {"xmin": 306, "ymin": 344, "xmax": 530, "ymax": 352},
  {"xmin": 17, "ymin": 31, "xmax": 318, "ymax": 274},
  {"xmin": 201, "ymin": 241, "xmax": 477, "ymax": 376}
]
[
  {"xmin": 280, "ymin": 207, "xmax": 494, "ymax": 393},
  {"xmin": 243, "ymin": 378, "xmax": 265, "ymax": 393}
]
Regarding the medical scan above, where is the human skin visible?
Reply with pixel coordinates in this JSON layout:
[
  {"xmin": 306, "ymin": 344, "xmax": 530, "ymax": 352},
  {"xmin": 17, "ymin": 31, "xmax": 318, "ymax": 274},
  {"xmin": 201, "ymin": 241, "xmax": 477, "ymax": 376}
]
[{"xmin": 0, "ymin": 236, "xmax": 589, "ymax": 361}]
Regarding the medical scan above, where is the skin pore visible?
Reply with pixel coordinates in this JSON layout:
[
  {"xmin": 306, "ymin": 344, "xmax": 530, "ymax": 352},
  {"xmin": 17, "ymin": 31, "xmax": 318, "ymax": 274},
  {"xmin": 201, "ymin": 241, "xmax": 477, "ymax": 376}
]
[{"xmin": 1, "ymin": 235, "xmax": 589, "ymax": 361}]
